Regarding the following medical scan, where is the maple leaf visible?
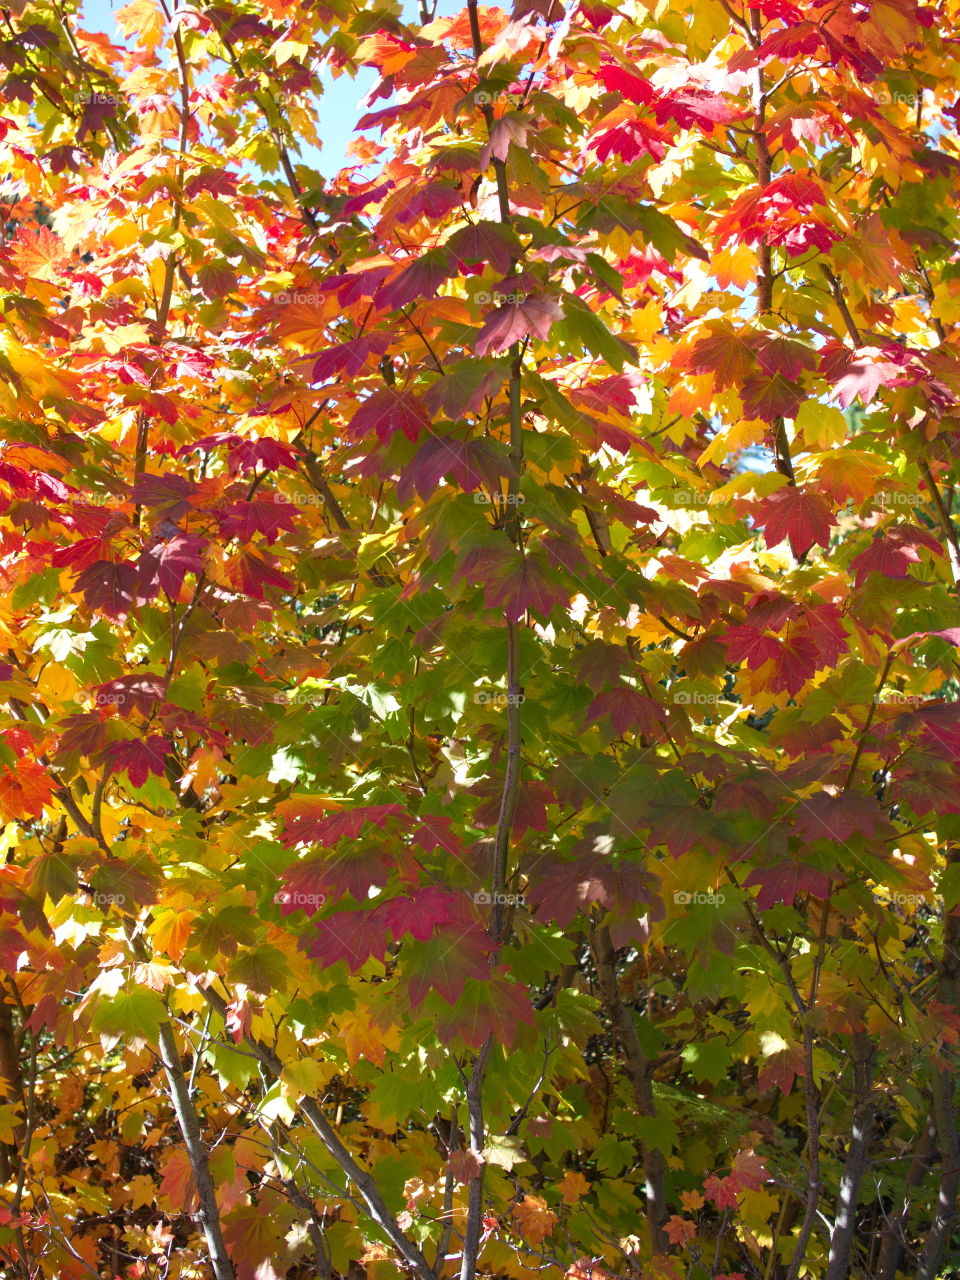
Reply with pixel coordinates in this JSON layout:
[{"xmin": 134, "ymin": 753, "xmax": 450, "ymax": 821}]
[
  {"xmin": 850, "ymin": 526, "xmax": 940, "ymax": 586},
  {"xmin": 766, "ymin": 633, "xmax": 820, "ymax": 696},
  {"xmin": 374, "ymin": 888, "xmax": 462, "ymax": 941},
  {"xmin": 423, "ymin": 357, "xmax": 513, "ymax": 418},
  {"xmin": 529, "ymin": 844, "xmax": 664, "ymax": 927},
  {"xmin": 404, "ymin": 928, "xmax": 493, "ymax": 1006},
  {"xmin": 511, "ymin": 1194, "xmax": 558, "ymax": 1245},
  {"xmin": 222, "ymin": 1203, "xmax": 289, "ymax": 1280},
  {"xmin": 436, "ymin": 976, "xmax": 535, "ymax": 1049},
  {"xmin": 311, "ymin": 333, "xmax": 392, "ymax": 383},
  {"xmin": 74, "ymin": 561, "xmax": 139, "ymax": 620},
  {"xmin": 574, "ymin": 641, "xmax": 632, "ymax": 690},
  {"xmin": 740, "ymin": 372, "xmax": 803, "ymax": 421},
  {"xmin": 447, "ymin": 221, "xmax": 521, "ymax": 273},
  {"xmin": 449, "ymin": 1149, "xmax": 484, "ymax": 1183},
  {"xmin": 216, "ymin": 498, "xmax": 299, "ymax": 543},
  {"xmin": 483, "ymin": 553, "xmax": 570, "ymax": 622},
  {"xmin": 743, "ymin": 861, "xmax": 835, "ymax": 910},
  {"xmin": 481, "ymin": 113, "xmax": 530, "ymax": 165},
  {"xmin": 347, "ymin": 389, "xmax": 430, "ymax": 443},
  {"xmin": 378, "ymin": 249, "xmax": 454, "ymax": 310},
  {"xmin": 591, "ymin": 118, "xmax": 669, "ymax": 163},
  {"xmin": 0, "ymin": 762, "xmax": 52, "ymax": 821},
  {"xmin": 583, "ymin": 687, "xmax": 667, "ymax": 737},
  {"xmin": 281, "ymin": 847, "xmax": 396, "ymax": 908},
  {"xmin": 645, "ymin": 799, "xmax": 727, "ymax": 857},
  {"xmin": 753, "ymin": 334, "xmax": 817, "ymax": 382},
  {"xmin": 474, "ymin": 295, "xmax": 562, "ymax": 357},
  {"xmin": 156, "ymin": 1146, "xmax": 199, "ymax": 1214},
  {"xmin": 664, "ymin": 1215, "xmax": 697, "ymax": 1247},
  {"xmin": 305, "ymin": 908, "xmax": 391, "ymax": 971},
  {"xmin": 103, "ymin": 737, "xmax": 171, "ymax": 788},
  {"xmin": 755, "ymin": 485, "xmax": 836, "ymax": 558},
  {"xmin": 130, "ymin": 472, "xmax": 197, "ymax": 520},
  {"xmin": 138, "ymin": 531, "xmax": 206, "ymax": 599},
  {"xmin": 683, "ymin": 323, "xmax": 757, "ymax": 388},
  {"xmin": 186, "ymin": 435, "xmax": 300, "ymax": 476},
  {"xmin": 397, "ymin": 436, "xmax": 511, "ymax": 504},
  {"xmin": 596, "ymin": 65, "xmax": 655, "ymax": 102},
  {"xmin": 757, "ymin": 1042, "xmax": 806, "ymax": 1094},
  {"xmin": 793, "ymin": 791, "xmax": 890, "ymax": 842},
  {"xmin": 279, "ymin": 801, "xmax": 406, "ymax": 847},
  {"xmin": 229, "ymin": 548, "xmax": 292, "ymax": 598},
  {"xmin": 820, "ymin": 342, "xmax": 907, "ymax": 407},
  {"xmin": 722, "ymin": 625, "xmax": 782, "ymax": 669}
]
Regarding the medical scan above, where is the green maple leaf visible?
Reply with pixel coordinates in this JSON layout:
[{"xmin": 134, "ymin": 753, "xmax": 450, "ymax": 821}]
[{"xmin": 91, "ymin": 987, "xmax": 166, "ymax": 1049}]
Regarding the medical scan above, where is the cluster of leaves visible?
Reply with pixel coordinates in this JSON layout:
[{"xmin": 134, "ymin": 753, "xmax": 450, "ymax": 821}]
[{"xmin": 0, "ymin": 0, "xmax": 958, "ymax": 1278}]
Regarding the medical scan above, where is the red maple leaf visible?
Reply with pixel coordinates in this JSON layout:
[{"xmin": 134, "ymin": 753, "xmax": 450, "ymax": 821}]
[
  {"xmin": 851, "ymin": 526, "xmax": 942, "ymax": 587},
  {"xmin": 758, "ymin": 1043, "xmax": 806, "ymax": 1095},
  {"xmin": 591, "ymin": 119, "xmax": 669, "ymax": 163},
  {"xmin": 306, "ymin": 909, "xmax": 391, "ymax": 970},
  {"xmin": 74, "ymin": 561, "xmax": 139, "ymax": 619},
  {"xmin": 793, "ymin": 791, "xmax": 890, "ymax": 842},
  {"xmin": 138, "ymin": 531, "xmax": 206, "ymax": 599},
  {"xmin": 722, "ymin": 624, "xmax": 782, "ymax": 669},
  {"xmin": 279, "ymin": 802, "xmax": 406, "ymax": 847},
  {"xmin": 474, "ymin": 294, "xmax": 562, "ymax": 357},
  {"xmin": 743, "ymin": 860, "xmax": 835, "ymax": 910},
  {"xmin": 755, "ymin": 485, "xmax": 836, "ymax": 558},
  {"xmin": 377, "ymin": 249, "xmax": 454, "ymax": 310},
  {"xmin": 447, "ymin": 221, "xmax": 521, "ymax": 274},
  {"xmin": 229, "ymin": 548, "xmax": 292, "ymax": 599},
  {"xmin": 280, "ymin": 847, "xmax": 397, "ymax": 909},
  {"xmin": 436, "ymin": 976, "xmax": 535, "ymax": 1049},
  {"xmin": 766, "ymin": 633, "xmax": 820, "ymax": 695},
  {"xmin": 683, "ymin": 322, "xmax": 756, "ymax": 388},
  {"xmin": 740, "ymin": 372, "xmax": 803, "ymax": 421},
  {"xmin": 583, "ymin": 687, "xmax": 667, "ymax": 737},
  {"xmin": 103, "ymin": 737, "xmax": 171, "ymax": 788},
  {"xmin": 347, "ymin": 389, "xmax": 430, "ymax": 443},
  {"xmin": 529, "ymin": 843, "xmax": 664, "ymax": 927}
]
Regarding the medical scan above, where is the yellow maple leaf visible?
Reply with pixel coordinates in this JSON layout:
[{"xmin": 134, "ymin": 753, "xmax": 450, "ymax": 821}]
[
  {"xmin": 558, "ymin": 1170, "xmax": 590, "ymax": 1204},
  {"xmin": 711, "ymin": 243, "xmax": 756, "ymax": 290},
  {"xmin": 813, "ymin": 449, "xmax": 885, "ymax": 505},
  {"xmin": 0, "ymin": 1102, "xmax": 22, "ymax": 1144},
  {"xmin": 149, "ymin": 910, "xmax": 196, "ymax": 963},
  {"xmin": 115, "ymin": 0, "xmax": 166, "ymax": 50},
  {"xmin": 512, "ymin": 1194, "xmax": 558, "ymax": 1245},
  {"xmin": 280, "ymin": 1056, "xmax": 336, "ymax": 1099},
  {"xmin": 794, "ymin": 400, "xmax": 848, "ymax": 450},
  {"xmin": 337, "ymin": 1009, "xmax": 401, "ymax": 1067},
  {"xmin": 126, "ymin": 1174, "xmax": 157, "ymax": 1211}
]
